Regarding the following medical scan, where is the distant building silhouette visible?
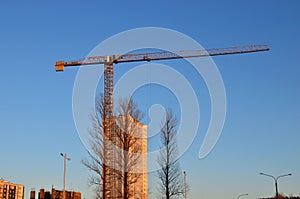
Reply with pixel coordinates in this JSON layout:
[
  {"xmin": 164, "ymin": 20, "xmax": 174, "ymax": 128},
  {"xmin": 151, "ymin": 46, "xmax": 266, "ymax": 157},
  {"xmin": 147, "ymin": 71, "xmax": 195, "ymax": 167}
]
[
  {"xmin": 30, "ymin": 187, "xmax": 81, "ymax": 199},
  {"xmin": 0, "ymin": 179, "xmax": 24, "ymax": 199},
  {"xmin": 30, "ymin": 189, "xmax": 35, "ymax": 199}
]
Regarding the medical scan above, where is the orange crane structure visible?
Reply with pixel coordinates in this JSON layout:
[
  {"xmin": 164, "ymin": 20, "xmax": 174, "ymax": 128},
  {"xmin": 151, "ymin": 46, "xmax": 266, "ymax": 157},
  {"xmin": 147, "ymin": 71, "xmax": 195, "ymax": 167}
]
[{"xmin": 55, "ymin": 44, "xmax": 269, "ymax": 199}]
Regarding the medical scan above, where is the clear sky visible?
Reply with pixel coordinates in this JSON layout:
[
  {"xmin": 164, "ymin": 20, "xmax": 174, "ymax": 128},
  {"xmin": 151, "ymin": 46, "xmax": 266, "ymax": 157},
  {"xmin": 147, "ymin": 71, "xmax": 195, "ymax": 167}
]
[{"xmin": 0, "ymin": 1, "xmax": 299, "ymax": 199}]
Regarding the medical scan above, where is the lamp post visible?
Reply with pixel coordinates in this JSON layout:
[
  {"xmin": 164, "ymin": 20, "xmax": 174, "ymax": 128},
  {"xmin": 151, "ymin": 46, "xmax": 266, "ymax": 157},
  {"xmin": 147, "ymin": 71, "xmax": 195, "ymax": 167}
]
[
  {"xmin": 183, "ymin": 171, "xmax": 187, "ymax": 199},
  {"xmin": 260, "ymin": 172, "xmax": 292, "ymax": 199},
  {"xmin": 238, "ymin": 193, "xmax": 248, "ymax": 199},
  {"xmin": 60, "ymin": 153, "xmax": 71, "ymax": 199}
]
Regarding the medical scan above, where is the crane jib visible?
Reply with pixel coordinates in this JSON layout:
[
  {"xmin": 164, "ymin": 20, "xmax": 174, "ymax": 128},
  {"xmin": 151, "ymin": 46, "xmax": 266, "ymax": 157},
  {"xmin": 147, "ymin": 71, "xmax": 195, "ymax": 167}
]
[{"xmin": 55, "ymin": 44, "xmax": 269, "ymax": 72}]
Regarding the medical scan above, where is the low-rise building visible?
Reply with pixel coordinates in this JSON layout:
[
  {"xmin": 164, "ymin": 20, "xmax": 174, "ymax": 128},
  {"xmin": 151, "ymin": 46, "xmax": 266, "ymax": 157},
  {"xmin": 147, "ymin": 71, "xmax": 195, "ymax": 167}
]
[
  {"xmin": 0, "ymin": 179, "xmax": 24, "ymax": 199},
  {"xmin": 31, "ymin": 187, "xmax": 81, "ymax": 199}
]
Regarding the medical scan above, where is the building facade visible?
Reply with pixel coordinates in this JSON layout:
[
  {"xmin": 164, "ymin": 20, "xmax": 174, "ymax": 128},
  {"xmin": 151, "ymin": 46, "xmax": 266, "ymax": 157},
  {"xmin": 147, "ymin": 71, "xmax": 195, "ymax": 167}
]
[
  {"xmin": 0, "ymin": 179, "xmax": 24, "ymax": 199},
  {"xmin": 30, "ymin": 188, "xmax": 81, "ymax": 199},
  {"xmin": 103, "ymin": 115, "xmax": 148, "ymax": 199},
  {"xmin": 131, "ymin": 120, "xmax": 147, "ymax": 199}
]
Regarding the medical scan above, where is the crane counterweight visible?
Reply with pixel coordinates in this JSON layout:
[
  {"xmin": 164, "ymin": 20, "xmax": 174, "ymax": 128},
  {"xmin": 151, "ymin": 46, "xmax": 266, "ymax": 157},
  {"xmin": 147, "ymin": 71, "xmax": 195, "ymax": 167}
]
[{"xmin": 55, "ymin": 61, "xmax": 65, "ymax": 72}]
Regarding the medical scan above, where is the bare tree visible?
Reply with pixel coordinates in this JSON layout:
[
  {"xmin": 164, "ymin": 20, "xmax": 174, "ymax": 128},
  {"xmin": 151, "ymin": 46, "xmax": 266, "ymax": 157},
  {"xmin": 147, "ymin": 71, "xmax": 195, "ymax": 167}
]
[
  {"xmin": 157, "ymin": 109, "xmax": 184, "ymax": 199},
  {"xmin": 82, "ymin": 94, "xmax": 145, "ymax": 199},
  {"xmin": 82, "ymin": 94, "xmax": 105, "ymax": 199}
]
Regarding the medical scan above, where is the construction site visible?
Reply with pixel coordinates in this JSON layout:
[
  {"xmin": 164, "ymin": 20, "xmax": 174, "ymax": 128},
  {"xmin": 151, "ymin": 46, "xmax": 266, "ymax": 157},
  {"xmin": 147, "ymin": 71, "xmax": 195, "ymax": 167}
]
[
  {"xmin": 55, "ymin": 45, "xmax": 269, "ymax": 199},
  {"xmin": 2, "ymin": 1, "xmax": 300, "ymax": 199}
]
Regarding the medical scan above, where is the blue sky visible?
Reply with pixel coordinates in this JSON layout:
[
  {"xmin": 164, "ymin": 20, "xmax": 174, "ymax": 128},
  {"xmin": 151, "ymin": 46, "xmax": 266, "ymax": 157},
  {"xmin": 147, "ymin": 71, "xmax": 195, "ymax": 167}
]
[{"xmin": 0, "ymin": 1, "xmax": 299, "ymax": 199}]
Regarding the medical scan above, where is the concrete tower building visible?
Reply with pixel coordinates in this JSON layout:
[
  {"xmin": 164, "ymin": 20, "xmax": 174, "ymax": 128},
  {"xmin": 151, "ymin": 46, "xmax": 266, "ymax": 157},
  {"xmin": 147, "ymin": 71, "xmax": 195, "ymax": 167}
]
[{"xmin": 103, "ymin": 115, "xmax": 148, "ymax": 199}]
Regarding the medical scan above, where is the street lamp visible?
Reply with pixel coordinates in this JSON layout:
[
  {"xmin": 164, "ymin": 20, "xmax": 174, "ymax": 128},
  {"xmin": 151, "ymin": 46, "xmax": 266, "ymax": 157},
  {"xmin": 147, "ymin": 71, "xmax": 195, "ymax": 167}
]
[
  {"xmin": 238, "ymin": 193, "xmax": 249, "ymax": 199},
  {"xmin": 260, "ymin": 172, "xmax": 292, "ymax": 199},
  {"xmin": 60, "ymin": 153, "xmax": 71, "ymax": 199},
  {"xmin": 183, "ymin": 171, "xmax": 187, "ymax": 199}
]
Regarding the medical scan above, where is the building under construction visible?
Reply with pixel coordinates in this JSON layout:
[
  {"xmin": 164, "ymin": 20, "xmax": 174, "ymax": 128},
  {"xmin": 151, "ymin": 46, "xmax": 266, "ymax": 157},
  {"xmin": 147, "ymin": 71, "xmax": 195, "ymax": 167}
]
[{"xmin": 102, "ymin": 115, "xmax": 148, "ymax": 199}]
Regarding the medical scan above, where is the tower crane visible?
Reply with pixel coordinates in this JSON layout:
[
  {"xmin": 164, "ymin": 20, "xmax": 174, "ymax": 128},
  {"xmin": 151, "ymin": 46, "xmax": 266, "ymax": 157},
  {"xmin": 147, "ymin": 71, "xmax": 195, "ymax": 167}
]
[
  {"xmin": 55, "ymin": 44, "xmax": 269, "ymax": 118},
  {"xmin": 55, "ymin": 44, "xmax": 269, "ymax": 199}
]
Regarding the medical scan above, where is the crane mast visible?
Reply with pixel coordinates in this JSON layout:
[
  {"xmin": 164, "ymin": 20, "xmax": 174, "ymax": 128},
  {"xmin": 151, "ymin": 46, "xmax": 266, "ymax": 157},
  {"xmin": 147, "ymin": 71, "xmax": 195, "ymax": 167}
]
[
  {"xmin": 55, "ymin": 44, "xmax": 269, "ymax": 199},
  {"xmin": 104, "ymin": 62, "xmax": 114, "ymax": 119}
]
